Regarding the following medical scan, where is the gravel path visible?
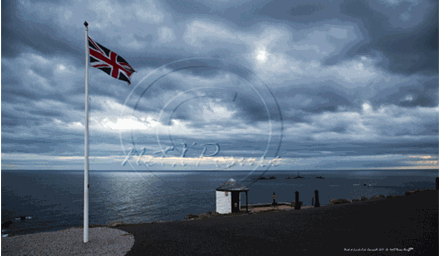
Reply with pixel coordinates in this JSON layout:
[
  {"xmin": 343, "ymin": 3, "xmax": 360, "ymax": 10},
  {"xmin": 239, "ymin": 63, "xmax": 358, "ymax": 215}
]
[{"xmin": 1, "ymin": 227, "xmax": 134, "ymax": 256}]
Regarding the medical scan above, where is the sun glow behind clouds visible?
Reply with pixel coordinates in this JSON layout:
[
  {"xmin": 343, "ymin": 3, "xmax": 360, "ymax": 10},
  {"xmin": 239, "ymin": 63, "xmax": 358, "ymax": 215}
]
[{"xmin": 256, "ymin": 49, "xmax": 268, "ymax": 63}]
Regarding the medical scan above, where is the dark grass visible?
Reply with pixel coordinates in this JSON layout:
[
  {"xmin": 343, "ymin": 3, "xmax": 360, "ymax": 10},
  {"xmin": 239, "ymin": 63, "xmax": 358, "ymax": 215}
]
[{"xmin": 116, "ymin": 190, "xmax": 438, "ymax": 256}]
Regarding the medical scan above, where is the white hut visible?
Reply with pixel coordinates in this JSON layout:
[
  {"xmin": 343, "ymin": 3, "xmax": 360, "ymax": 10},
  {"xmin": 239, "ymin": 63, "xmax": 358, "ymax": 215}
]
[{"xmin": 216, "ymin": 178, "xmax": 249, "ymax": 214}]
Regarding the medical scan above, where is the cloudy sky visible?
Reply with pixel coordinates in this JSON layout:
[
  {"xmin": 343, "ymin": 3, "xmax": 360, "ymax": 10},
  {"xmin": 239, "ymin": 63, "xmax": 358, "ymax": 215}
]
[{"xmin": 2, "ymin": 0, "xmax": 438, "ymax": 171}]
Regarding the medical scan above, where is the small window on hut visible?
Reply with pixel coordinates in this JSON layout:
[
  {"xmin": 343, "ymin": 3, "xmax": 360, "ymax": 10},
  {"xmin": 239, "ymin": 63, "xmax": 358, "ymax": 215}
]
[{"xmin": 225, "ymin": 191, "xmax": 228, "ymax": 196}]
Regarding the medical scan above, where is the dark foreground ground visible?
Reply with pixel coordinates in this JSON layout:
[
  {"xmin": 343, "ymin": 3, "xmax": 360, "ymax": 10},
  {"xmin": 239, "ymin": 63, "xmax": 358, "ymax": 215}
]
[{"xmin": 117, "ymin": 191, "xmax": 439, "ymax": 256}]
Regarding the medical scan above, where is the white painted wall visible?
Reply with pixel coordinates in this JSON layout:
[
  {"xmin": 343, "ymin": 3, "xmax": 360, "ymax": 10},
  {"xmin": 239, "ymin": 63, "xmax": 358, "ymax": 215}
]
[{"xmin": 216, "ymin": 190, "xmax": 231, "ymax": 214}]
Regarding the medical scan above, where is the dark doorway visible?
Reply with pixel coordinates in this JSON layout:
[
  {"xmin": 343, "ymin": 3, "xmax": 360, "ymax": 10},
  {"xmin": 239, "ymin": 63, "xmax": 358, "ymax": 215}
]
[{"xmin": 231, "ymin": 191, "xmax": 240, "ymax": 213}]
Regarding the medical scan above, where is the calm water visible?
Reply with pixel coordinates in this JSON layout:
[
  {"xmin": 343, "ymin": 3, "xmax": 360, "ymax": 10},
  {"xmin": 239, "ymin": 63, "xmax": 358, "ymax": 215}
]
[{"xmin": 2, "ymin": 169, "xmax": 438, "ymax": 236}]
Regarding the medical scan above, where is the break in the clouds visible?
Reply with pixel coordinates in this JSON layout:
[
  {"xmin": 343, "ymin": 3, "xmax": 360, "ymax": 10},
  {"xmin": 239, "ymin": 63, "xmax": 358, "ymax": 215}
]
[{"xmin": 1, "ymin": 0, "xmax": 438, "ymax": 171}]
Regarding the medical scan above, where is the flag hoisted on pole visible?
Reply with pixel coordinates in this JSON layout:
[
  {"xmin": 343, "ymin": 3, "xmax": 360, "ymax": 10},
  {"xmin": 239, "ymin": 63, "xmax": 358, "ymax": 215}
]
[
  {"xmin": 88, "ymin": 36, "xmax": 136, "ymax": 84},
  {"xmin": 83, "ymin": 21, "xmax": 135, "ymax": 243}
]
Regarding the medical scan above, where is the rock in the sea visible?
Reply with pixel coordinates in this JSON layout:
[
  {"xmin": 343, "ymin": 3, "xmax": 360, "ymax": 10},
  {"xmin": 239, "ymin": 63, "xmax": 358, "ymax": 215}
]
[
  {"xmin": 2, "ymin": 221, "xmax": 13, "ymax": 229},
  {"xmin": 328, "ymin": 199, "xmax": 351, "ymax": 205},
  {"xmin": 361, "ymin": 197, "xmax": 368, "ymax": 201},
  {"xmin": 386, "ymin": 195, "xmax": 400, "ymax": 199},
  {"xmin": 369, "ymin": 195, "xmax": 386, "ymax": 200}
]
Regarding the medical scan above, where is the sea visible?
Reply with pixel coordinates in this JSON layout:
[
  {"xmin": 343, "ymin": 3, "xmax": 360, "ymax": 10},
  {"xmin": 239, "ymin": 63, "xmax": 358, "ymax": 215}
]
[{"xmin": 1, "ymin": 169, "xmax": 438, "ymax": 237}]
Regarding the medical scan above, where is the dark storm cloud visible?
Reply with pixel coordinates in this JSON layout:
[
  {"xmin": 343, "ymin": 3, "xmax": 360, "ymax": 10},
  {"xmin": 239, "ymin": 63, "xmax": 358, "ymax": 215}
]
[
  {"xmin": 1, "ymin": 85, "xmax": 39, "ymax": 103},
  {"xmin": 2, "ymin": 112, "xmax": 132, "ymax": 155},
  {"xmin": 162, "ymin": 0, "xmax": 211, "ymax": 15},
  {"xmin": 254, "ymin": 0, "xmax": 339, "ymax": 23},
  {"xmin": 287, "ymin": 3, "xmax": 326, "ymax": 16},
  {"xmin": 2, "ymin": 107, "xmax": 60, "ymax": 128},
  {"xmin": 281, "ymin": 141, "xmax": 439, "ymax": 159},
  {"xmin": 232, "ymin": 93, "xmax": 270, "ymax": 123},
  {"xmin": 305, "ymin": 91, "xmax": 351, "ymax": 113},
  {"xmin": 1, "ymin": 1, "xmax": 81, "ymax": 59},
  {"xmin": 1, "ymin": 113, "xmax": 21, "ymax": 127},
  {"xmin": 1, "ymin": 0, "xmax": 437, "ymax": 170},
  {"xmin": 275, "ymin": 84, "xmax": 354, "ymax": 122},
  {"xmin": 1, "ymin": 137, "xmax": 77, "ymax": 153},
  {"xmin": 158, "ymin": 136, "xmax": 274, "ymax": 159},
  {"xmin": 169, "ymin": 67, "xmax": 224, "ymax": 81},
  {"xmin": 1, "ymin": 57, "xmax": 85, "ymax": 116},
  {"xmin": 371, "ymin": 76, "xmax": 439, "ymax": 108},
  {"xmin": 336, "ymin": 0, "xmax": 439, "ymax": 75},
  {"xmin": 363, "ymin": 141, "xmax": 439, "ymax": 155},
  {"xmin": 251, "ymin": 0, "xmax": 438, "ymax": 75},
  {"xmin": 2, "ymin": 1, "xmax": 185, "ymax": 71}
]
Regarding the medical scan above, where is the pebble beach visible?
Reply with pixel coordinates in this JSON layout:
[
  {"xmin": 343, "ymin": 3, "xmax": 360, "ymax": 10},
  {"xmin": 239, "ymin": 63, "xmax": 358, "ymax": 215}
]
[{"xmin": 1, "ymin": 227, "xmax": 134, "ymax": 256}]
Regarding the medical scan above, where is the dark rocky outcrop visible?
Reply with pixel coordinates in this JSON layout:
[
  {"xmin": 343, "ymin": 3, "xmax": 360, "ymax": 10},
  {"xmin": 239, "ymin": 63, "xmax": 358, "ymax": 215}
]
[
  {"xmin": 107, "ymin": 221, "xmax": 126, "ymax": 227},
  {"xmin": 405, "ymin": 189, "xmax": 433, "ymax": 195},
  {"xmin": 187, "ymin": 212, "xmax": 221, "ymax": 220},
  {"xmin": 2, "ymin": 221, "xmax": 13, "ymax": 229},
  {"xmin": 290, "ymin": 201, "xmax": 303, "ymax": 207},
  {"xmin": 186, "ymin": 214, "xmax": 199, "ymax": 220},
  {"xmin": 369, "ymin": 195, "xmax": 386, "ymax": 200},
  {"xmin": 329, "ymin": 199, "xmax": 351, "ymax": 205}
]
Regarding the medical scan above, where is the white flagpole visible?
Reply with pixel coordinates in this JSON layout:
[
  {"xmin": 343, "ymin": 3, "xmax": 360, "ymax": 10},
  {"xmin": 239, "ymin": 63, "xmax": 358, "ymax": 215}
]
[{"xmin": 84, "ymin": 21, "xmax": 90, "ymax": 243}]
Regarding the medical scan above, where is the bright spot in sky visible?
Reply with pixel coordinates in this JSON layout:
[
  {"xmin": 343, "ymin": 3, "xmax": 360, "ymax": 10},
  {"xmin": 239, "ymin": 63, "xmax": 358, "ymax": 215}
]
[
  {"xmin": 362, "ymin": 102, "xmax": 372, "ymax": 113},
  {"xmin": 57, "ymin": 64, "xmax": 66, "ymax": 71},
  {"xmin": 403, "ymin": 95, "xmax": 414, "ymax": 101},
  {"xmin": 202, "ymin": 102, "xmax": 235, "ymax": 122},
  {"xmin": 256, "ymin": 49, "xmax": 268, "ymax": 63},
  {"xmin": 102, "ymin": 117, "xmax": 150, "ymax": 131}
]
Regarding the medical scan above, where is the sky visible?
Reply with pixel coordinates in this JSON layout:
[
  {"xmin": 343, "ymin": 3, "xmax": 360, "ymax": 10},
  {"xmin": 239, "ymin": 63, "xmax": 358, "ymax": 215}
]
[{"xmin": 1, "ymin": 0, "xmax": 439, "ymax": 172}]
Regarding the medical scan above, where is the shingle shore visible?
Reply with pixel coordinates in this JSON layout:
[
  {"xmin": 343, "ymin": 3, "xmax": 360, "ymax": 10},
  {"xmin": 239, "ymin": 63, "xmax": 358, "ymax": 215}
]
[{"xmin": 1, "ymin": 227, "xmax": 134, "ymax": 256}]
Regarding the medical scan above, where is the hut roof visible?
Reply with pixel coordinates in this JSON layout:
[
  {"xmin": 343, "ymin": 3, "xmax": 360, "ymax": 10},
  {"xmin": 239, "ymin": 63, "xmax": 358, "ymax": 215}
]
[{"xmin": 216, "ymin": 178, "xmax": 249, "ymax": 192}]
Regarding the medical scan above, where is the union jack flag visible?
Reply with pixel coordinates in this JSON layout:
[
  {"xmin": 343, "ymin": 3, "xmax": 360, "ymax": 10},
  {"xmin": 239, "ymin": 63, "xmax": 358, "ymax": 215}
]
[{"xmin": 88, "ymin": 37, "xmax": 135, "ymax": 84}]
